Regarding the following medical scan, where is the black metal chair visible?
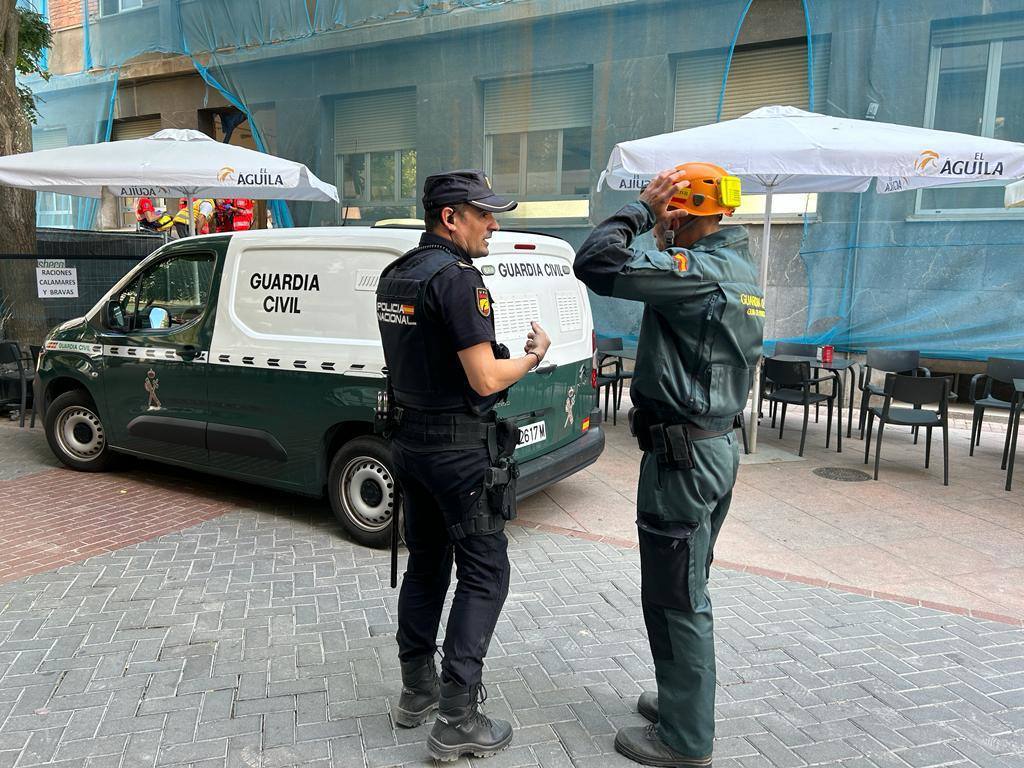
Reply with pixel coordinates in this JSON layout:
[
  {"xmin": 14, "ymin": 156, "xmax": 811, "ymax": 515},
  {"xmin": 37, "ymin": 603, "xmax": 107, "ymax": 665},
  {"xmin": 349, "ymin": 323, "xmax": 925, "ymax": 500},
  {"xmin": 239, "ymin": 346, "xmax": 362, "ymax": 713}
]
[
  {"xmin": 864, "ymin": 373, "xmax": 949, "ymax": 485},
  {"xmin": 595, "ymin": 337, "xmax": 631, "ymax": 426},
  {"xmin": 773, "ymin": 341, "xmax": 822, "ymax": 421},
  {"xmin": 760, "ymin": 358, "xmax": 837, "ymax": 456},
  {"xmin": 969, "ymin": 357, "xmax": 1024, "ymax": 456},
  {"xmin": 0, "ymin": 341, "xmax": 35, "ymax": 429},
  {"xmin": 857, "ymin": 349, "xmax": 930, "ymax": 438}
]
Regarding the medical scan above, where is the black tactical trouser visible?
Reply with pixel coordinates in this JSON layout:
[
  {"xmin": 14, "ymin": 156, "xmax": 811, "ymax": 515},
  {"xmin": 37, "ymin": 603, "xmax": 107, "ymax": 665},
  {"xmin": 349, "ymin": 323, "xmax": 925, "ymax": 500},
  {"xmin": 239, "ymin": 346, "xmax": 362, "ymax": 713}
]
[
  {"xmin": 392, "ymin": 440, "xmax": 511, "ymax": 689},
  {"xmin": 637, "ymin": 430, "xmax": 739, "ymax": 760}
]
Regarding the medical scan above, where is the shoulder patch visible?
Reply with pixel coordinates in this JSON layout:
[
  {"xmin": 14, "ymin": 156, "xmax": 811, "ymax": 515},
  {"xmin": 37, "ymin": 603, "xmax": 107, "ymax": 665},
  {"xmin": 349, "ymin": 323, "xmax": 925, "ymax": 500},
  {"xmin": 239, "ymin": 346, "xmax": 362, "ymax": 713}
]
[
  {"xmin": 673, "ymin": 253, "xmax": 688, "ymax": 272},
  {"xmin": 476, "ymin": 287, "xmax": 492, "ymax": 317}
]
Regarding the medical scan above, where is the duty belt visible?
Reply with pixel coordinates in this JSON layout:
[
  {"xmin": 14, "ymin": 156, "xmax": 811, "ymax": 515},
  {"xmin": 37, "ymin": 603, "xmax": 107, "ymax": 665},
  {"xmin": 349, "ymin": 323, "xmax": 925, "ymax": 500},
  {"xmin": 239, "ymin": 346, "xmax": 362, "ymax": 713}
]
[
  {"xmin": 392, "ymin": 408, "xmax": 489, "ymax": 448},
  {"xmin": 628, "ymin": 407, "xmax": 731, "ymax": 470}
]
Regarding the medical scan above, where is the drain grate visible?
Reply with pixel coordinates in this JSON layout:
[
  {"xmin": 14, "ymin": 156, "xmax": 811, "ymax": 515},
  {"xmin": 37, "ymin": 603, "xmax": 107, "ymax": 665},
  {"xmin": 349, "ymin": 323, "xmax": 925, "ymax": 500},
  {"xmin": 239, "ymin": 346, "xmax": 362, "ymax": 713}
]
[{"xmin": 813, "ymin": 467, "xmax": 871, "ymax": 482}]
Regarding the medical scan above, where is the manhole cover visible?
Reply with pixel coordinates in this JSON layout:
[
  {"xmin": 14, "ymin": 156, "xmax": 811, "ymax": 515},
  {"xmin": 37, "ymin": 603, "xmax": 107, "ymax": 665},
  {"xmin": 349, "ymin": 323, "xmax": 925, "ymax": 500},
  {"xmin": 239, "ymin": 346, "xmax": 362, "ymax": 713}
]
[{"xmin": 813, "ymin": 467, "xmax": 871, "ymax": 482}]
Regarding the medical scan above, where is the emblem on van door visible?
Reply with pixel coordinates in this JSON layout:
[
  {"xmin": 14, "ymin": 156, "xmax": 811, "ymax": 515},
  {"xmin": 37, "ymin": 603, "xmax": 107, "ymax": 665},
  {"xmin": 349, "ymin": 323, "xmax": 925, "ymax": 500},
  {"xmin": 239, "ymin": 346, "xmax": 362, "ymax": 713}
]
[
  {"xmin": 144, "ymin": 369, "xmax": 162, "ymax": 411},
  {"xmin": 476, "ymin": 287, "xmax": 491, "ymax": 318},
  {"xmin": 564, "ymin": 386, "xmax": 576, "ymax": 428}
]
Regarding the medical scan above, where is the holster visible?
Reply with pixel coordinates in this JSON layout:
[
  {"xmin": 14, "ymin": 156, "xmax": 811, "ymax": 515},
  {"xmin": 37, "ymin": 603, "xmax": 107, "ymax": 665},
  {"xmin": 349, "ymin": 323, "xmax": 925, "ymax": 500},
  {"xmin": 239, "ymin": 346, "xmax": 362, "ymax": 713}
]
[
  {"xmin": 443, "ymin": 413, "xmax": 520, "ymax": 540},
  {"xmin": 628, "ymin": 407, "xmax": 729, "ymax": 470}
]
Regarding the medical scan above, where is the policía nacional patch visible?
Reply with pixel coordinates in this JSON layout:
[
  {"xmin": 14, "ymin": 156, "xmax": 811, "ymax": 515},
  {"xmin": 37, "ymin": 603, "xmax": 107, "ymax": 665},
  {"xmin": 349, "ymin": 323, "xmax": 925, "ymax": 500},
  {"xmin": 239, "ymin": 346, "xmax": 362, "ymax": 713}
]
[{"xmin": 476, "ymin": 287, "xmax": 492, "ymax": 317}]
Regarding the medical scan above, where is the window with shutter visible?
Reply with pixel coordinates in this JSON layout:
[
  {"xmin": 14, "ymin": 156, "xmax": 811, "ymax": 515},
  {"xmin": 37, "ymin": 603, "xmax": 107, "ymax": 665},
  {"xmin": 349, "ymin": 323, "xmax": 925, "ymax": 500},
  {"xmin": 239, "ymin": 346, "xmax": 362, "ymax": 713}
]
[
  {"xmin": 673, "ymin": 39, "xmax": 830, "ymax": 221},
  {"xmin": 334, "ymin": 89, "xmax": 417, "ymax": 223},
  {"xmin": 915, "ymin": 19, "xmax": 1024, "ymax": 217},
  {"xmin": 483, "ymin": 70, "xmax": 592, "ymax": 221}
]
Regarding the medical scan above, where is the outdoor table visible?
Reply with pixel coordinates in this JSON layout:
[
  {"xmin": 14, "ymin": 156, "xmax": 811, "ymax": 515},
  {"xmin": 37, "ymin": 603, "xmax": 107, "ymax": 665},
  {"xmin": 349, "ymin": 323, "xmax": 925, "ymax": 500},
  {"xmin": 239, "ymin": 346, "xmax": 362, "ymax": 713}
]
[
  {"xmin": 769, "ymin": 355, "xmax": 856, "ymax": 453},
  {"xmin": 1002, "ymin": 378, "xmax": 1024, "ymax": 492}
]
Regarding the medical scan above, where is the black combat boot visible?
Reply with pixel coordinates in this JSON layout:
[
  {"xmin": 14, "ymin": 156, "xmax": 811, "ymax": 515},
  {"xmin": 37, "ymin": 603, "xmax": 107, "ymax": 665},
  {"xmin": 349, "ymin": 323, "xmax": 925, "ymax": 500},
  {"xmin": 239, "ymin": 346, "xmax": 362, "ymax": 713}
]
[
  {"xmin": 637, "ymin": 691, "xmax": 659, "ymax": 723},
  {"xmin": 426, "ymin": 679, "xmax": 513, "ymax": 761},
  {"xmin": 394, "ymin": 655, "xmax": 439, "ymax": 728}
]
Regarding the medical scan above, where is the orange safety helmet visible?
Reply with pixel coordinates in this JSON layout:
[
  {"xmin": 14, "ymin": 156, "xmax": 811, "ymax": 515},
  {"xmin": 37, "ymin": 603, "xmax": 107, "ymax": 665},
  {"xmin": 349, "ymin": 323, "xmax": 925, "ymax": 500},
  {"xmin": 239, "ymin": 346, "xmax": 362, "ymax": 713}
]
[{"xmin": 668, "ymin": 162, "xmax": 742, "ymax": 216}]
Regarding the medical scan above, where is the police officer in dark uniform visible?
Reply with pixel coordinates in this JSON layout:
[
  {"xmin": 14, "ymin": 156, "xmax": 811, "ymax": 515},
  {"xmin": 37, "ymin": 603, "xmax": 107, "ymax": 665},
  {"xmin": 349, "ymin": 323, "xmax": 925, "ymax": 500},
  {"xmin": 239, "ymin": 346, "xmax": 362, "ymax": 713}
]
[
  {"xmin": 574, "ymin": 165, "xmax": 764, "ymax": 767},
  {"xmin": 376, "ymin": 169, "xmax": 551, "ymax": 762}
]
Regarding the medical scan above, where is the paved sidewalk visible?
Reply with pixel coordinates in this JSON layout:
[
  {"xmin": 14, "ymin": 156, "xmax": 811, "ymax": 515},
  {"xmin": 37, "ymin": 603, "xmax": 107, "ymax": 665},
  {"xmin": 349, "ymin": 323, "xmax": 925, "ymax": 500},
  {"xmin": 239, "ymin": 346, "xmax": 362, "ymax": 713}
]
[
  {"xmin": 0, "ymin": 511, "xmax": 1022, "ymax": 768},
  {"xmin": 517, "ymin": 397, "xmax": 1024, "ymax": 623}
]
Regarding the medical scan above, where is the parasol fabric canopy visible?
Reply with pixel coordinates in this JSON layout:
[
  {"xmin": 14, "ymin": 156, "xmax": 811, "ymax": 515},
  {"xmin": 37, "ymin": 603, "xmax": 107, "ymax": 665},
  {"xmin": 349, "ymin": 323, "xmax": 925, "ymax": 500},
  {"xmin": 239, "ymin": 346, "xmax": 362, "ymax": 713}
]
[
  {"xmin": 0, "ymin": 129, "xmax": 338, "ymax": 202},
  {"xmin": 600, "ymin": 106, "xmax": 1024, "ymax": 195}
]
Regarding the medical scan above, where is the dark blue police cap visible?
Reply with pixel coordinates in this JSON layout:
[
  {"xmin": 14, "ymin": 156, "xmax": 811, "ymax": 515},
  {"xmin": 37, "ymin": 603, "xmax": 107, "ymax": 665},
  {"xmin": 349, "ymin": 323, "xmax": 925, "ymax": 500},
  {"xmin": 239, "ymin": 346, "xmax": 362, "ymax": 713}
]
[{"xmin": 422, "ymin": 169, "xmax": 518, "ymax": 213}]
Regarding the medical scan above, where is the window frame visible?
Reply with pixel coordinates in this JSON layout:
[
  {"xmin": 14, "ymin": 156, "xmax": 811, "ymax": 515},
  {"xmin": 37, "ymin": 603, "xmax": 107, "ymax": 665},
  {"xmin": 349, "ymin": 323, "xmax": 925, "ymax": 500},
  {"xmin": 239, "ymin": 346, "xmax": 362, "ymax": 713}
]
[
  {"xmin": 36, "ymin": 192, "xmax": 74, "ymax": 229},
  {"xmin": 335, "ymin": 148, "xmax": 416, "ymax": 207},
  {"xmin": 116, "ymin": 250, "xmax": 217, "ymax": 335},
  {"xmin": 914, "ymin": 30, "xmax": 1024, "ymax": 219},
  {"xmin": 484, "ymin": 128, "xmax": 592, "ymax": 203},
  {"xmin": 100, "ymin": 0, "xmax": 144, "ymax": 17}
]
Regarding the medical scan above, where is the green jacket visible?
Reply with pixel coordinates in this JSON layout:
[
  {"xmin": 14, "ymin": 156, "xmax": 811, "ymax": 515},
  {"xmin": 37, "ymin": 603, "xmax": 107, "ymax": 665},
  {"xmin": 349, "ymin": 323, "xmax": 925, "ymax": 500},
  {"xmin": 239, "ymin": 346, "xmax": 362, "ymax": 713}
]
[{"xmin": 574, "ymin": 202, "xmax": 764, "ymax": 431}]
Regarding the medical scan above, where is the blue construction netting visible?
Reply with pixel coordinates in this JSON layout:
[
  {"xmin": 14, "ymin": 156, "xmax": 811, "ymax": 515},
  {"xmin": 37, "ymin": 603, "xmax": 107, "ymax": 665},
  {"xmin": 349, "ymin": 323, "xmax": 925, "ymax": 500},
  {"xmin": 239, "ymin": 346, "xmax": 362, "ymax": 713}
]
[{"xmin": 12, "ymin": 0, "xmax": 1024, "ymax": 360}]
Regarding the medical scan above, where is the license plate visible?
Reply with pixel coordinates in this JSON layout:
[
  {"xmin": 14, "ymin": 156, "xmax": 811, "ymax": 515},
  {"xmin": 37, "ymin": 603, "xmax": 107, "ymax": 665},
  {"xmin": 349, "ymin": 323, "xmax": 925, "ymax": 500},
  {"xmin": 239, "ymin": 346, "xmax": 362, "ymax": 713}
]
[{"xmin": 517, "ymin": 420, "xmax": 547, "ymax": 449}]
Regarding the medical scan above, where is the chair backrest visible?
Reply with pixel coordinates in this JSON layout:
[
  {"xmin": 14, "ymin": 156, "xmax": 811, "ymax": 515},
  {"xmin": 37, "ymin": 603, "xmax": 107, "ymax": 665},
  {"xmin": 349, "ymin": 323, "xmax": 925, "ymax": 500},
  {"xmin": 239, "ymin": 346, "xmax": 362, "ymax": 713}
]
[
  {"xmin": 884, "ymin": 372, "xmax": 948, "ymax": 407},
  {"xmin": 764, "ymin": 358, "xmax": 809, "ymax": 388},
  {"xmin": 987, "ymin": 357, "xmax": 1024, "ymax": 385},
  {"xmin": 596, "ymin": 336, "xmax": 623, "ymax": 353},
  {"xmin": 774, "ymin": 341, "xmax": 816, "ymax": 357},
  {"xmin": 866, "ymin": 348, "xmax": 919, "ymax": 374},
  {"xmin": 0, "ymin": 341, "xmax": 22, "ymax": 366}
]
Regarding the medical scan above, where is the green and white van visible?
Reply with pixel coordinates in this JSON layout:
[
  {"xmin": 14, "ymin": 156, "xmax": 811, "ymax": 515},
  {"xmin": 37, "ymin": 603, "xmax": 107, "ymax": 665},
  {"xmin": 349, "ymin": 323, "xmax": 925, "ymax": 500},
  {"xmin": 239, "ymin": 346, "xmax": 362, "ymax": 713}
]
[{"xmin": 34, "ymin": 226, "xmax": 604, "ymax": 547}]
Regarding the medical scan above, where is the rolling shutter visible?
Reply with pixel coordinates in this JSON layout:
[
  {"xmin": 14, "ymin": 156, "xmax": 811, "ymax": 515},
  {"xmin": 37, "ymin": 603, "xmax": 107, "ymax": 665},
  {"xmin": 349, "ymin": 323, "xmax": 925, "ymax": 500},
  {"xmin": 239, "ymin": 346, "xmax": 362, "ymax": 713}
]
[
  {"xmin": 31, "ymin": 128, "xmax": 68, "ymax": 151},
  {"xmin": 674, "ymin": 39, "xmax": 831, "ymax": 129},
  {"xmin": 334, "ymin": 89, "xmax": 416, "ymax": 154},
  {"xmin": 112, "ymin": 117, "xmax": 161, "ymax": 141},
  {"xmin": 484, "ymin": 69, "xmax": 593, "ymax": 134}
]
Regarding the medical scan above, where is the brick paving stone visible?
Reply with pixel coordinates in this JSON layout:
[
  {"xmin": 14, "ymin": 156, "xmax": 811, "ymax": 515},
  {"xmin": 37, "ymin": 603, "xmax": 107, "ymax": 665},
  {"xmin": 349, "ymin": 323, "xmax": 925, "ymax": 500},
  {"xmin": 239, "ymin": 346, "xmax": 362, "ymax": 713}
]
[{"xmin": 0, "ymin": 505, "xmax": 1017, "ymax": 767}]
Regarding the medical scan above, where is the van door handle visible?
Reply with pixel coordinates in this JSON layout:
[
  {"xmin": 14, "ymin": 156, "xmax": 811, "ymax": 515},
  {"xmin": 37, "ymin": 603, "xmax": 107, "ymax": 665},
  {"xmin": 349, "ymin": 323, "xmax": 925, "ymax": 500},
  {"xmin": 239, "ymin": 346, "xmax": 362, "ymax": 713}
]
[
  {"xmin": 180, "ymin": 345, "xmax": 198, "ymax": 362},
  {"xmin": 536, "ymin": 362, "xmax": 557, "ymax": 375}
]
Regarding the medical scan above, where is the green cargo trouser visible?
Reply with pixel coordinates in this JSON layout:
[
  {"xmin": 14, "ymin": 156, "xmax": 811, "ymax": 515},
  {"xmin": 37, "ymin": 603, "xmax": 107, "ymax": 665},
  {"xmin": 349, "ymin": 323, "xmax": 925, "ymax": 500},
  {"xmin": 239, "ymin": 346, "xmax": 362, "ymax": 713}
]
[{"xmin": 636, "ymin": 430, "xmax": 740, "ymax": 760}]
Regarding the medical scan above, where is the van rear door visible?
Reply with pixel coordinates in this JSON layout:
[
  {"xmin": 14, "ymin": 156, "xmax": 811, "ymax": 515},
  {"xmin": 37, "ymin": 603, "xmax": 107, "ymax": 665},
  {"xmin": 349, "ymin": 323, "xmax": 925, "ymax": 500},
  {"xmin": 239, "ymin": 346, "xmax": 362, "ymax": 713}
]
[{"xmin": 481, "ymin": 233, "xmax": 596, "ymax": 463}]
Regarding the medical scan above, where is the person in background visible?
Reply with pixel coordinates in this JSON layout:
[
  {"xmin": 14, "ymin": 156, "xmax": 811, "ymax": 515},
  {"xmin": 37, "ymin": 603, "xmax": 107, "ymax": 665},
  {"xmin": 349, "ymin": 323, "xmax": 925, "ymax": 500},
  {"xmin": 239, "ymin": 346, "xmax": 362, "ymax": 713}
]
[{"xmin": 170, "ymin": 197, "xmax": 216, "ymax": 238}]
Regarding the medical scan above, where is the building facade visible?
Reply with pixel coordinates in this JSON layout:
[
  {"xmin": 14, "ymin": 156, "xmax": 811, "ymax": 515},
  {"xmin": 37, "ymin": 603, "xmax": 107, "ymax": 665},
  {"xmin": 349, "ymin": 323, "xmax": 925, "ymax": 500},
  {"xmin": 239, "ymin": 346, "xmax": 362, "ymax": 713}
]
[{"xmin": 24, "ymin": 0, "xmax": 1024, "ymax": 357}]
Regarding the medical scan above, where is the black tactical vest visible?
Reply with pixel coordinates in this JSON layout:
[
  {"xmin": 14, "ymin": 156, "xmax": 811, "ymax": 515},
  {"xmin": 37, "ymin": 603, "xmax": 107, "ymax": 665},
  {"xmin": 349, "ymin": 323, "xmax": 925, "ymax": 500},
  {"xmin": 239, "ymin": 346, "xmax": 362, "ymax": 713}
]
[{"xmin": 376, "ymin": 244, "xmax": 498, "ymax": 415}]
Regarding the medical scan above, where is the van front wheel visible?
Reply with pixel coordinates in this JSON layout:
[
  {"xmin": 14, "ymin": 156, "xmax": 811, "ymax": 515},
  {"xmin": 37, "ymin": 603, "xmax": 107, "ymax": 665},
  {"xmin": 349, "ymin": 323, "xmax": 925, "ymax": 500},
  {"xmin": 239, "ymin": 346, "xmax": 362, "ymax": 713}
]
[
  {"xmin": 328, "ymin": 436, "xmax": 398, "ymax": 549},
  {"xmin": 44, "ymin": 390, "xmax": 115, "ymax": 472}
]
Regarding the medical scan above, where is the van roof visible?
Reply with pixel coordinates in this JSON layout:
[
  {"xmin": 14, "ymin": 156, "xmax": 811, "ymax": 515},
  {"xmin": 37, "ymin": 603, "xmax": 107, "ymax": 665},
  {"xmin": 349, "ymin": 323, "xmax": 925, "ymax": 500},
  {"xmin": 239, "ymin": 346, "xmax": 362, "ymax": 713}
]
[{"xmin": 214, "ymin": 226, "xmax": 571, "ymax": 249}]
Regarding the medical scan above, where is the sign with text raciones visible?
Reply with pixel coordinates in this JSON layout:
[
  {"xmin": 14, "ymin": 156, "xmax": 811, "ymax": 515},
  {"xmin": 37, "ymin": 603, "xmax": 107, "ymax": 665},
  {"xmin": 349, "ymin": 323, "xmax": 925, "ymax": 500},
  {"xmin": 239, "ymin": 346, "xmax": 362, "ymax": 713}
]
[{"xmin": 36, "ymin": 266, "xmax": 79, "ymax": 298}]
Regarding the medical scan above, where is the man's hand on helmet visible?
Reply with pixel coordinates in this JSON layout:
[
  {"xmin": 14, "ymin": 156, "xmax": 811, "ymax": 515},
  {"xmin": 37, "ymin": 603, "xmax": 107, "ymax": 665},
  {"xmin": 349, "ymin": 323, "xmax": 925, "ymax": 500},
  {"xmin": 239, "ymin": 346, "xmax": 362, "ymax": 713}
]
[{"xmin": 639, "ymin": 170, "xmax": 687, "ymax": 220}]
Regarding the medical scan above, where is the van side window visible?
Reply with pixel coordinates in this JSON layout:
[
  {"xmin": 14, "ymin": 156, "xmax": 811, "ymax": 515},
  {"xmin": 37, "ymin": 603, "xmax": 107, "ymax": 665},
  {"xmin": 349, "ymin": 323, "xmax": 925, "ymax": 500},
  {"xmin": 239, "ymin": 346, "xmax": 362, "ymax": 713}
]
[{"xmin": 125, "ymin": 253, "xmax": 215, "ymax": 331}]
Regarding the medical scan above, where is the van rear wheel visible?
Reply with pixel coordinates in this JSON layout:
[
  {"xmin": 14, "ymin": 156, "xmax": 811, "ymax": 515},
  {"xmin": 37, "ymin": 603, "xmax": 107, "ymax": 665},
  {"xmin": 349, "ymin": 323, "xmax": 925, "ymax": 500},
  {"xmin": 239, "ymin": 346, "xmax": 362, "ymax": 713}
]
[
  {"xmin": 328, "ymin": 436, "xmax": 398, "ymax": 549},
  {"xmin": 44, "ymin": 390, "xmax": 115, "ymax": 472}
]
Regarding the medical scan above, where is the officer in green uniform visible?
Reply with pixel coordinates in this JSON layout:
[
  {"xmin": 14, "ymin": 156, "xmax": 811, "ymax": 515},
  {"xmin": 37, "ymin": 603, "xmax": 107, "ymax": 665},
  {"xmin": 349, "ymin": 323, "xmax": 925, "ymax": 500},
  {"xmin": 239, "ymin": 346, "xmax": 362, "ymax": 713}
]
[{"xmin": 574, "ymin": 165, "xmax": 764, "ymax": 767}]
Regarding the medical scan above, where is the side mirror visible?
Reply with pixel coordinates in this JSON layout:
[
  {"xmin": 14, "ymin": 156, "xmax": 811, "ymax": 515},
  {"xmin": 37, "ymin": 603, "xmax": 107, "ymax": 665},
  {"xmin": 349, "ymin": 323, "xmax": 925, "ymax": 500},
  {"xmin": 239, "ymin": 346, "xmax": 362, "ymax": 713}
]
[
  {"xmin": 148, "ymin": 306, "xmax": 170, "ymax": 329},
  {"xmin": 105, "ymin": 299, "xmax": 127, "ymax": 331}
]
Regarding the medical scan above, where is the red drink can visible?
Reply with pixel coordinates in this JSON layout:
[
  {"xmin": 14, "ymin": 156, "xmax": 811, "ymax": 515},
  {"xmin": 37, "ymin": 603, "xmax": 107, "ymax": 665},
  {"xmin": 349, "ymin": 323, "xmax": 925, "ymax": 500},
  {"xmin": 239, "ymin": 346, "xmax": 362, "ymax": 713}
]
[{"xmin": 822, "ymin": 345, "xmax": 834, "ymax": 364}]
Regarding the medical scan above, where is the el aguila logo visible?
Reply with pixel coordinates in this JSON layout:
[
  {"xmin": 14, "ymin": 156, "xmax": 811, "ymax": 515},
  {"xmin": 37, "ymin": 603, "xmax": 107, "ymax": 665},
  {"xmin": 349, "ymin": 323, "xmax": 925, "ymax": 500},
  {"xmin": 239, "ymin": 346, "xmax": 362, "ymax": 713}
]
[
  {"xmin": 915, "ymin": 150, "xmax": 939, "ymax": 171},
  {"xmin": 914, "ymin": 149, "xmax": 1004, "ymax": 177},
  {"xmin": 217, "ymin": 165, "xmax": 285, "ymax": 185}
]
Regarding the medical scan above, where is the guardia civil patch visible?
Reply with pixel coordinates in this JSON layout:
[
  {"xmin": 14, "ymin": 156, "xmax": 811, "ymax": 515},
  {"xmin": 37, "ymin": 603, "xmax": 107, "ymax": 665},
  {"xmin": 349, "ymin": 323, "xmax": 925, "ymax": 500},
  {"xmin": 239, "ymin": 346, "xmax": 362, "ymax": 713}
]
[
  {"xmin": 476, "ymin": 287, "xmax": 492, "ymax": 317},
  {"xmin": 673, "ymin": 253, "xmax": 688, "ymax": 272}
]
